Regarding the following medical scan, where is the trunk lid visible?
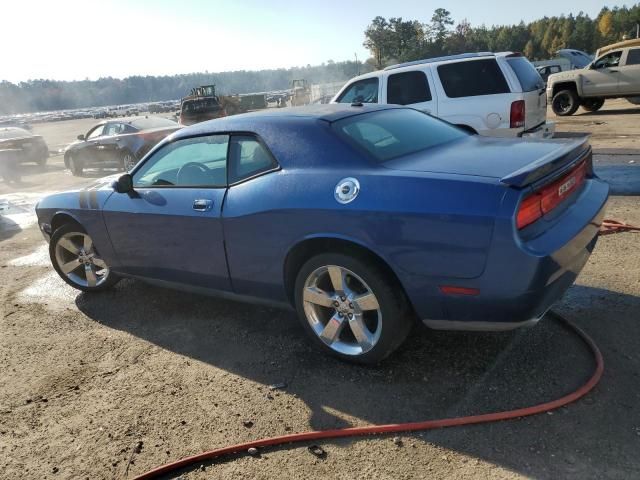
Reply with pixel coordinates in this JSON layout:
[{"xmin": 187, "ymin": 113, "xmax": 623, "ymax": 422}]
[{"xmin": 382, "ymin": 135, "xmax": 591, "ymax": 188}]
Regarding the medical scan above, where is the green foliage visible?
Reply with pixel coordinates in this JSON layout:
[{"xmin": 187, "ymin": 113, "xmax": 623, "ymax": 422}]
[{"xmin": 363, "ymin": 4, "xmax": 640, "ymax": 68}]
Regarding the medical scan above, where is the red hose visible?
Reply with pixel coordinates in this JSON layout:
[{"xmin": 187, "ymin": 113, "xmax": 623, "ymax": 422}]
[{"xmin": 134, "ymin": 312, "xmax": 603, "ymax": 479}]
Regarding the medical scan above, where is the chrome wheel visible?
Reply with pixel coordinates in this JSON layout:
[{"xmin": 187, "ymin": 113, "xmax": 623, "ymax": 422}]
[
  {"xmin": 122, "ymin": 152, "xmax": 136, "ymax": 171},
  {"xmin": 302, "ymin": 265, "xmax": 382, "ymax": 356},
  {"xmin": 54, "ymin": 231, "xmax": 109, "ymax": 288}
]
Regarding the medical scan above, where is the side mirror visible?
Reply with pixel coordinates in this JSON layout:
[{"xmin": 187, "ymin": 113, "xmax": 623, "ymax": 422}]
[
  {"xmin": 114, "ymin": 173, "xmax": 133, "ymax": 194},
  {"xmin": 77, "ymin": 134, "xmax": 85, "ymax": 141}
]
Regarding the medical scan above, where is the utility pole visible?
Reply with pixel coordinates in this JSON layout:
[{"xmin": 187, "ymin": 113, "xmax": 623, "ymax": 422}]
[
  {"xmin": 637, "ymin": 22, "xmax": 639, "ymax": 39},
  {"xmin": 354, "ymin": 53, "xmax": 360, "ymax": 76}
]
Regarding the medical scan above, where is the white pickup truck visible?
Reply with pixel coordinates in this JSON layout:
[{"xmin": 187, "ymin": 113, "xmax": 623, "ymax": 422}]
[
  {"xmin": 547, "ymin": 39, "xmax": 640, "ymax": 115},
  {"xmin": 332, "ymin": 52, "xmax": 555, "ymax": 139}
]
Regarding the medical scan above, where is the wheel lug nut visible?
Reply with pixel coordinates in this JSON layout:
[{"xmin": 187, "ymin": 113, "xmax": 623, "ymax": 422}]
[
  {"xmin": 349, "ymin": 303, "xmax": 354, "ymax": 309},
  {"xmin": 333, "ymin": 301, "xmax": 339, "ymax": 307},
  {"xmin": 340, "ymin": 296, "xmax": 346, "ymax": 301},
  {"xmin": 348, "ymin": 313, "xmax": 353, "ymax": 319},
  {"xmin": 338, "ymin": 313, "xmax": 344, "ymax": 318}
]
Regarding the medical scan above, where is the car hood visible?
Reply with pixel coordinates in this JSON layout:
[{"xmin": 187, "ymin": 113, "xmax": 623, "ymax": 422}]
[
  {"xmin": 382, "ymin": 136, "xmax": 587, "ymax": 184},
  {"xmin": 37, "ymin": 174, "xmax": 120, "ymax": 213},
  {"xmin": 547, "ymin": 70, "xmax": 581, "ymax": 83}
]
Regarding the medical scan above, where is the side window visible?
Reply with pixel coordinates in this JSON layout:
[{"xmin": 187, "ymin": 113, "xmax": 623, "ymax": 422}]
[
  {"xmin": 86, "ymin": 125, "xmax": 104, "ymax": 139},
  {"xmin": 228, "ymin": 136, "xmax": 278, "ymax": 184},
  {"xmin": 336, "ymin": 78, "xmax": 379, "ymax": 103},
  {"xmin": 103, "ymin": 123, "xmax": 123, "ymax": 136},
  {"xmin": 626, "ymin": 48, "xmax": 640, "ymax": 66},
  {"xmin": 437, "ymin": 59, "xmax": 510, "ymax": 98},
  {"xmin": 133, "ymin": 135, "xmax": 229, "ymax": 187},
  {"xmin": 387, "ymin": 71, "xmax": 432, "ymax": 105},
  {"xmin": 594, "ymin": 51, "xmax": 622, "ymax": 69}
]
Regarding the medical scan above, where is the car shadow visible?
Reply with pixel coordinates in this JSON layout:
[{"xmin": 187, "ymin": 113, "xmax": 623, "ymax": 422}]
[
  {"xmin": 74, "ymin": 281, "xmax": 640, "ymax": 479},
  {"xmin": 577, "ymin": 106, "xmax": 640, "ymax": 116},
  {"xmin": 594, "ymin": 164, "xmax": 640, "ymax": 195}
]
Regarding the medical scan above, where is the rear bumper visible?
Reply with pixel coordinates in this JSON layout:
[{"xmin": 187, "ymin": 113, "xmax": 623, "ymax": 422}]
[
  {"xmin": 521, "ymin": 121, "xmax": 556, "ymax": 139},
  {"xmin": 416, "ymin": 178, "xmax": 608, "ymax": 331}
]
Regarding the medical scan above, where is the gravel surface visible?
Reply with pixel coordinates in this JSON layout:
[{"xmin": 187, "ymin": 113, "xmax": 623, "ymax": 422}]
[{"xmin": 0, "ymin": 103, "xmax": 639, "ymax": 479}]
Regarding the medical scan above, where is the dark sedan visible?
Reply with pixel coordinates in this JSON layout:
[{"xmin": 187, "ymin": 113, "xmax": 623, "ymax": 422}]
[
  {"xmin": 0, "ymin": 127, "xmax": 49, "ymax": 166},
  {"xmin": 64, "ymin": 117, "xmax": 180, "ymax": 176}
]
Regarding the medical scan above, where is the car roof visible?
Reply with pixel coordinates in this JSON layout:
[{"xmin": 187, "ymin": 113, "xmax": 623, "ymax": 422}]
[{"xmin": 172, "ymin": 104, "xmax": 402, "ymax": 139}]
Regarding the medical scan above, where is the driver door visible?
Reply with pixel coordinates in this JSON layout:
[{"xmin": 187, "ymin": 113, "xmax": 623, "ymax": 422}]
[
  {"xmin": 102, "ymin": 134, "xmax": 231, "ymax": 291},
  {"xmin": 582, "ymin": 51, "xmax": 623, "ymax": 96}
]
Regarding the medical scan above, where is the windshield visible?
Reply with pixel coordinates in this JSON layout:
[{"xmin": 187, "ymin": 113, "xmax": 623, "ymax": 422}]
[
  {"xmin": 507, "ymin": 57, "xmax": 545, "ymax": 91},
  {"xmin": 333, "ymin": 108, "xmax": 467, "ymax": 163}
]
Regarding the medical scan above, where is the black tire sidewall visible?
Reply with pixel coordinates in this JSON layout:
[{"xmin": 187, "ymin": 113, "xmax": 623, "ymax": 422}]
[
  {"xmin": 294, "ymin": 252, "xmax": 411, "ymax": 365},
  {"xmin": 552, "ymin": 90, "xmax": 579, "ymax": 116},
  {"xmin": 582, "ymin": 98, "xmax": 605, "ymax": 112},
  {"xmin": 49, "ymin": 223, "xmax": 119, "ymax": 292}
]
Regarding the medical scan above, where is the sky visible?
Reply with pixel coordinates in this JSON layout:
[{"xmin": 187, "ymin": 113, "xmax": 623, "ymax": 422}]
[{"xmin": 1, "ymin": 0, "xmax": 611, "ymax": 83}]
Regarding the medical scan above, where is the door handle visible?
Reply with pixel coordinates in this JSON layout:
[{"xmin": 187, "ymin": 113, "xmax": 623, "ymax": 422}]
[
  {"xmin": 609, "ymin": 69, "xmax": 619, "ymax": 73},
  {"xmin": 192, "ymin": 199, "xmax": 213, "ymax": 211}
]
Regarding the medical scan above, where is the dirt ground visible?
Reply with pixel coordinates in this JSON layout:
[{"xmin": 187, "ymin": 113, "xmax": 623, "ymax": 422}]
[{"xmin": 0, "ymin": 100, "xmax": 639, "ymax": 480}]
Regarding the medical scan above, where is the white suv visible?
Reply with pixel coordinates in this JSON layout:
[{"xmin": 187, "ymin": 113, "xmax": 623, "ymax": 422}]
[{"xmin": 332, "ymin": 52, "xmax": 555, "ymax": 138}]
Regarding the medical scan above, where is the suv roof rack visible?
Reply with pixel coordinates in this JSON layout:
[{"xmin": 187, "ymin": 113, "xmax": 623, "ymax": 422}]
[{"xmin": 383, "ymin": 52, "xmax": 495, "ymax": 71}]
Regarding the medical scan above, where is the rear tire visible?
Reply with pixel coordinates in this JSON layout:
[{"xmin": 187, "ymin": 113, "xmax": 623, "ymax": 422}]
[
  {"xmin": 68, "ymin": 155, "xmax": 84, "ymax": 176},
  {"xmin": 552, "ymin": 89, "xmax": 580, "ymax": 116},
  {"xmin": 294, "ymin": 252, "xmax": 412, "ymax": 365},
  {"xmin": 582, "ymin": 98, "xmax": 605, "ymax": 112}
]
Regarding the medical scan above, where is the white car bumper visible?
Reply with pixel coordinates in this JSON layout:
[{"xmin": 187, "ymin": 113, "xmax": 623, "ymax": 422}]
[{"xmin": 521, "ymin": 121, "xmax": 556, "ymax": 139}]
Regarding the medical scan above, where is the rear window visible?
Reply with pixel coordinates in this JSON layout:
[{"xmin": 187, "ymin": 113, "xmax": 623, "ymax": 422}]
[
  {"xmin": 387, "ymin": 71, "xmax": 432, "ymax": 105},
  {"xmin": 333, "ymin": 108, "xmax": 467, "ymax": 163},
  {"xmin": 506, "ymin": 57, "xmax": 545, "ymax": 91},
  {"xmin": 437, "ymin": 59, "xmax": 510, "ymax": 98},
  {"xmin": 336, "ymin": 78, "xmax": 379, "ymax": 104},
  {"xmin": 130, "ymin": 117, "xmax": 177, "ymax": 130},
  {"xmin": 0, "ymin": 127, "xmax": 31, "ymax": 139}
]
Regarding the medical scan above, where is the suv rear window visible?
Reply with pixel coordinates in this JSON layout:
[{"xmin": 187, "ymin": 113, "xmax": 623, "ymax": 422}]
[
  {"xmin": 333, "ymin": 108, "xmax": 467, "ymax": 162},
  {"xmin": 437, "ymin": 59, "xmax": 510, "ymax": 98},
  {"xmin": 387, "ymin": 71, "xmax": 432, "ymax": 105},
  {"xmin": 507, "ymin": 57, "xmax": 545, "ymax": 91}
]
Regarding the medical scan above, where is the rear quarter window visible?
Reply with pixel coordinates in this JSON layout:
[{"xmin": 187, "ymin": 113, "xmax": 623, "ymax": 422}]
[{"xmin": 437, "ymin": 59, "xmax": 510, "ymax": 98}]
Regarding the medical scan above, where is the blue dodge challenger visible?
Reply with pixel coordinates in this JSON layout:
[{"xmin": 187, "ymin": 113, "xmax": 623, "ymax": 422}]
[{"xmin": 36, "ymin": 104, "xmax": 609, "ymax": 363}]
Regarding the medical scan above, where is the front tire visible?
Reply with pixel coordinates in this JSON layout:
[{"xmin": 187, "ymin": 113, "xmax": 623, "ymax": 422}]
[
  {"xmin": 121, "ymin": 151, "xmax": 137, "ymax": 171},
  {"xmin": 552, "ymin": 89, "xmax": 580, "ymax": 116},
  {"xmin": 50, "ymin": 223, "xmax": 120, "ymax": 292},
  {"xmin": 582, "ymin": 98, "xmax": 605, "ymax": 112},
  {"xmin": 294, "ymin": 253, "xmax": 412, "ymax": 364}
]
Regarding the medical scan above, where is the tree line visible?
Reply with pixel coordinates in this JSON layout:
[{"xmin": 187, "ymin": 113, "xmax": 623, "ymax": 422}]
[
  {"xmin": 0, "ymin": 61, "xmax": 362, "ymax": 115},
  {"xmin": 363, "ymin": 5, "xmax": 640, "ymax": 69}
]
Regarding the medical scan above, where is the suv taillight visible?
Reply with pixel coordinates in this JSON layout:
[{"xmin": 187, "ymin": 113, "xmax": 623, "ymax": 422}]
[
  {"xmin": 510, "ymin": 100, "xmax": 525, "ymax": 129},
  {"xmin": 516, "ymin": 161, "xmax": 588, "ymax": 229}
]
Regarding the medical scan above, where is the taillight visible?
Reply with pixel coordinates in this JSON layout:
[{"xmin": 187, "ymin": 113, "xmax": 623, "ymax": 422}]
[
  {"xmin": 516, "ymin": 161, "xmax": 588, "ymax": 230},
  {"xmin": 510, "ymin": 100, "xmax": 525, "ymax": 128}
]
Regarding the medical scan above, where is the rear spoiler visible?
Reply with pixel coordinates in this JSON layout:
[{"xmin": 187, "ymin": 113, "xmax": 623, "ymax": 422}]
[{"xmin": 500, "ymin": 137, "xmax": 591, "ymax": 188}]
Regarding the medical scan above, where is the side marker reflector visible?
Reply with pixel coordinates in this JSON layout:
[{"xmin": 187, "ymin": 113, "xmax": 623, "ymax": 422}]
[{"xmin": 439, "ymin": 286, "xmax": 480, "ymax": 296}]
